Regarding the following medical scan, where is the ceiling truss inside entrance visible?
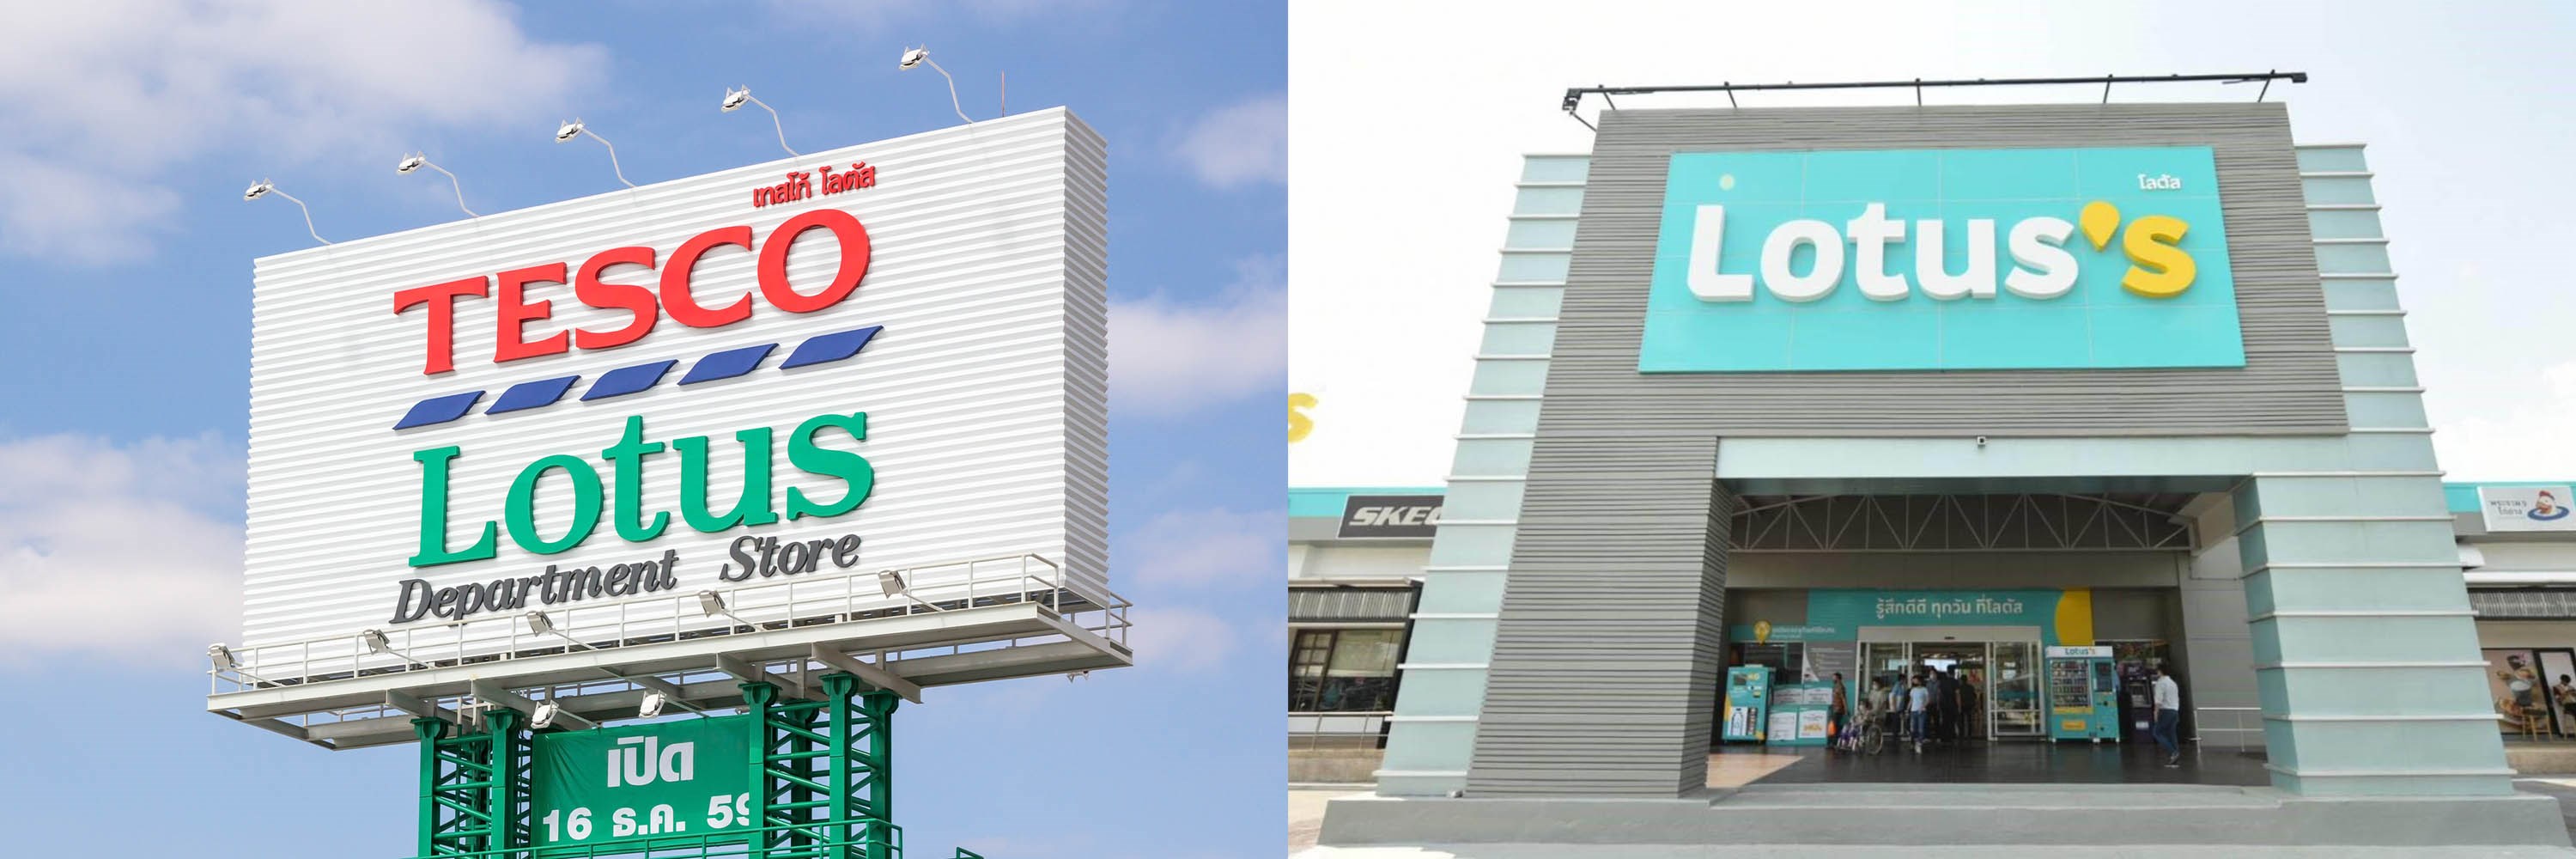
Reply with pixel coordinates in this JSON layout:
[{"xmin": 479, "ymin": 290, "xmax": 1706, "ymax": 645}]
[{"xmin": 1728, "ymin": 493, "xmax": 2198, "ymax": 552}]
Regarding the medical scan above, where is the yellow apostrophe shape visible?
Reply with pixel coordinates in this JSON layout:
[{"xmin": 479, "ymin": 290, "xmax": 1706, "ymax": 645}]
[
  {"xmin": 2078, "ymin": 200, "xmax": 2120, "ymax": 251},
  {"xmin": 1288, "ymin": 393, "xmax": 1318, "ymax": 443},
  {"xmin": 2119, "ymin": 214, "xmax": 2197, "ymax": 298}
]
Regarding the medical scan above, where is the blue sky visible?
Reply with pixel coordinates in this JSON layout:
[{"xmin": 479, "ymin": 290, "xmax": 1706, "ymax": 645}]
[{"xmin": 0, "ymin": 3, "xmax": 1281, "ymax": 857}]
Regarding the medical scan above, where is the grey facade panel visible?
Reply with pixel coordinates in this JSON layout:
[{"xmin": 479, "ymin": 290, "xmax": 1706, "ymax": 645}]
[
  {"xmin": 1550, "ymin": 102, "xmax": 2345, "ymax": 436},
  {"xmin": 1466, "ymin": 437, "xmax": 1734, "ymax": 796}
]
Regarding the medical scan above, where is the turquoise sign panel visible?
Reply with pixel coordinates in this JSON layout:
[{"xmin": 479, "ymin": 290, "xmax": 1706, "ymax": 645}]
[
  {"xmin": 530, "ymin": 715, "xmax": 753, "ymax": 855},
  {"xmin": 1729, "ymin": 589, "xmax": 2069, "ymax": 644},
  {"xmin": 1640, "ymin": 146, "xmax": 2242, "ymax": 372}
]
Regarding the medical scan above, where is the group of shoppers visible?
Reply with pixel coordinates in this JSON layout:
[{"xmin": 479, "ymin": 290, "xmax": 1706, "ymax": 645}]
[
  {"xmin": 1838, "ymin": 663, "xmax": 2185, "ymax": 765},
  {"xmin": 1848, "ymin": 667, "xmax": 1980, "ymax": 752}
]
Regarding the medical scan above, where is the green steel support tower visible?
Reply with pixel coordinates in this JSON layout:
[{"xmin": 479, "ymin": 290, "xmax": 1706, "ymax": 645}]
[
  {"xmin": 412, "ymin": 710, "xmax": 531, "ymax": 857},
  {"xmin": 744, "ymin": 674, "xmax": 901, "ymax": 859}
]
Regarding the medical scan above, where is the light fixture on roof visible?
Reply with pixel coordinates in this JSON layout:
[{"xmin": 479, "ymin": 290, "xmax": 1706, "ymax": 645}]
[
  {"xmin": 877, "ymin": 570, "xmax": 908, "ymax": 598},
  {"xmin": 395, "ymin": 152, "xmax": 478, "ymax": 217},
  {"xmin": 696, "ymin": 589, "xmax": 760, "ymax": 631},
  {"xmin": 553, "ymin": 119, "xmax": 636, "ymax": 188},
  {"xmin": 897, "ymin": 45, "xmax": 973, "ymax": 125},
  {"xmin": 639, "ymin": 690, "xmax": 668, "ymax": 718},
  {"xmin": 241, "ymin": 179, "xmax": 329, "ymax": 245},
  {"xmin": 531, "ymin": 700, "xmax": 561, "ymax": 729},
  {"xmin": 207, "ymin": 643, "xmax": 238, "ymax": 671},
  {"xmin": 719, "ymin": 85, "xmax": 798, "ymax": 157},
  {"xmin": 522, "ymin": 608, "xmax": 597, "ymax": 653},
  {"xmin": 361, "ymin": 628, "xmax": 431, "ymax": 669}
]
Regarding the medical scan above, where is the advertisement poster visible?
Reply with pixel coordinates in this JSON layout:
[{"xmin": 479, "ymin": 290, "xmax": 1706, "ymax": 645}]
[
  {"xmin": 2546, "ymin": 652, "xmax": 2576, "ymax": 739},
  {"xmin": 2480, "ymin": 486, "xmax": 2576, "ymax": 533},
  {"xmin": 1765, "ymin": 681, "xmax": 1834, "ymax": 746},
  {"xmin": 1768, "ymin": 710, "xmax": 1801, "ymax": 743},
  {"xmin": 1798, "ymin": 710, "xmax": 1832, "ymax": 740},
  {"xmin": 2485, "ymin": 649, "xmax": 2549, "ymax": 734},
  {"xmin": 2488, "ymin": 649, "xmax": 2576, "ymax": 736}
]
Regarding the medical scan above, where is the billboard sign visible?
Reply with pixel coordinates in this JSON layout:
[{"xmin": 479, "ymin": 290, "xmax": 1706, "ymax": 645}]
[
  {"xmin": 2479, "ymin": 485, "xmax": 2576, "ymax": 533},
  {"xmin": 1641, "ymin": 146, "xmax": 2242, "ymax": 372},
  {"xmin": 240, "ymin": 109, "xmax": 1109, "ymax": 661},
  {"xmin": 530, "ymin": 716, "xmax": 752, "ymax": 854},
  {"xmin": 1336, "ymin": 494, "xmax": 1444, "ymax": 539}
]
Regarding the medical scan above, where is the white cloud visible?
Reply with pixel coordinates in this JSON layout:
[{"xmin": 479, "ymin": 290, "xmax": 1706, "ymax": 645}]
[
  {"xmin": 1111, "ymin": 255, "xmax": 1285, "ymax": 417},
  {"xmin": 1126, "ymin": 507, "xmax": 1278, "ymax": 588},
  {"xmin": 2433, "ymin": 361, "xmax": 2576, "ymax": 480},
  {"xmin": 0, "ymin": 434, "xmax": 244, "ymax": 662},
  {"xmin": 1122, "ymin": 606, "xmax": 1238, "ymax": 673},
  {"xmin": 1173, "ymin": 94, "xmax": 1286, "ymax": 189},
  {"xmin": 0, "ymin": 0, "xmax": 605, "ymax": 263}
]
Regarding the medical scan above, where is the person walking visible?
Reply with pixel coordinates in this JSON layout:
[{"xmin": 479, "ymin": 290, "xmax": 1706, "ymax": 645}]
[
  {"xmin": 1858, "ymin": 677, "xmax": 1888, "ymax": 751},
  {"xmin": 2152, "ymin": 664, "xmax": 2184, "ymax": 767},
  {"xmin": 2556, "ymin": 673, "xmax": 2576, "ymax": 737},
  {"xmin": 1957, "ymin": 670, "xmax": 1983, "ymax": 742},
  {"xmin": 1906, "ymin": 674, "xmax": 1931, "ymax": 753},
  {"xmin": 1936, "ymin": 667, "xmax": 1962, "ymax": 743},
  {"xmin": 1828, "ymin": 672, "xmax": 1850, "ymax": 752}
]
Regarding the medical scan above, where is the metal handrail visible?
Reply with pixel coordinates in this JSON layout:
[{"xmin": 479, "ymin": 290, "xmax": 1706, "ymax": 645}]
[
  {"xmin": 2192, "ymin": 705, "xmax": 2263, "ymax": 744},
  {"xmin": 211, "ymin": 552, "xmax": 1127, "ymax": 697}
]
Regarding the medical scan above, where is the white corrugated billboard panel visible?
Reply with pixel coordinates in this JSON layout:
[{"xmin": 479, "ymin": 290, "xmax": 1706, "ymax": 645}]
[{"xmin": 242, "ymin": 109, "xmax": 1107, "ymax": 659}]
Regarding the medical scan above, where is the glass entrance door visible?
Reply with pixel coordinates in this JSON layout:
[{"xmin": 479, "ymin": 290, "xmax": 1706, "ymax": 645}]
[
  {"xmin": 1912, "ymin": 643, "xmax": 1990, "ymax": 740},
  {"xmin": 1854, "ymin": 637, "xmax": 2048, "ymax": 740},
  {"xmin": 1990, "ymin": 641, "xmax": 2043, "ymax": 737},
  {"xmin": 1862, "ymin": 642, "xmax": 1911, "ymax": 722}
]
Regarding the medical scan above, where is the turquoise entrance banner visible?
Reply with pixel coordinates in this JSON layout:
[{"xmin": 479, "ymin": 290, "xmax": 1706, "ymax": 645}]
[
  {"xmin": 529, "ymin": 715, "xmax": 753, "ymax": 855},
  {"xmin": 1640, "ymin": 146, "xmax": 2241, "ymax": 372},
  {"xmin": 1729, "ymin": 588, "xmax": 2074, "ymax": 644}
]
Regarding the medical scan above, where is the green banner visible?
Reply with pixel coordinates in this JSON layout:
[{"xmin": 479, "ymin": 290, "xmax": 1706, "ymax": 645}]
[{"xmin": 531, "ymin": 714, "xmax": 753, "ymax": 854}]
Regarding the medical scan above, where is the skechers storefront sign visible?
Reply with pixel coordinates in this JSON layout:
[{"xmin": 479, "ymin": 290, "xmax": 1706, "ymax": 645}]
[{"xmin": 1640, "ymin": 146, "xmax": 2243, "ymax": 372}]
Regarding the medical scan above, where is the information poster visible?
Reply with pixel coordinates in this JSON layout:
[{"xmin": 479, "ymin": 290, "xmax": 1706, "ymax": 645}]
[
  {"xmin": 1765, "ymin": 681, "xmax": 1834, "ymax": 746},
  {"xmin": 1805, "ymin": 641, "xmax": 1856, "ymax": 689}
]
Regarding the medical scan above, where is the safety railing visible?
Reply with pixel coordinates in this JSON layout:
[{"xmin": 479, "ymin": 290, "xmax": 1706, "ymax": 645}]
[
  {"xmin": 211, "ymin": 553, "xmax": 1128, "ymax": 697},
  {"xmin": 2192, "ymin": 706, "xmax": 2263, "ymax": 747}
]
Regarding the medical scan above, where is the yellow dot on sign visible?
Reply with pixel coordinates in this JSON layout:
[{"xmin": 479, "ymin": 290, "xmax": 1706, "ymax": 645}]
[
  {"xmin": 2079, "ymin": 200, "xmax": 2120, "ymax": 251},
  {"xmin": 1719, "ymin": 174, "xmax": 1736, "ymax": 191}
]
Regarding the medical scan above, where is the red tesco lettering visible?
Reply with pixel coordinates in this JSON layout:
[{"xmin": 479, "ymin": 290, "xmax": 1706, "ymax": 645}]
[{"xmin": 392, "ymin": 210, "xmax": 873, "ymax": 375}]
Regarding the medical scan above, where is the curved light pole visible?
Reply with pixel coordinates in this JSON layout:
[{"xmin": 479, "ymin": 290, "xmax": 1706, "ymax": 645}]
[
  {"xmin": 899, "ymin": 46, "xmax": 972, "ymax": 125},
  {"xmin": 396, "ymin": 153, "xmax": 477, "ymax": 217},
  {"xmin": 555, "ymin": 119, "xmax": 635, "ymax": 188},
  {"xmin": 721, "ymin": 86, "xmax": 798, "ymax": 156},
  {"xmin": 242, "ymin": 180, "xmax": 328, "ymax": 245}
]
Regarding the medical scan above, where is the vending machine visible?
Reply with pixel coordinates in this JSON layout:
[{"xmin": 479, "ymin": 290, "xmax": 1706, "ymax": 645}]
[
  {"xmin": 1722, "ymin": 665, "xmax": 1775, "ymax": 742},
  {"xmin": 2045, "ymin": 646, "xmax": 2121, "ymax": 742}
]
